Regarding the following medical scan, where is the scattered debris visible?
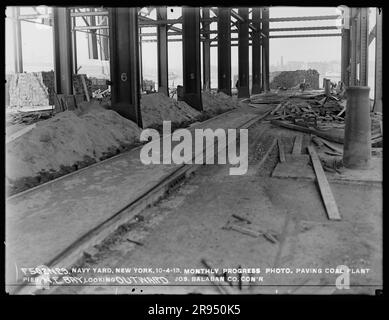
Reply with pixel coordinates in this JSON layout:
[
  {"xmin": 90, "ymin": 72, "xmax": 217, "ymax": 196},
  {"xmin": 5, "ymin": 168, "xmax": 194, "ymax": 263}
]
[
  {"xmin": 231, "ymin": 214, "xmax": 252, "ymax": 224},
  {"xmin": 222, "ymin": 220, "xmax": 278, "ymax": 243},
  {"xmin": 126, "ymin": 239, "xmax": 144, "ymax": 246}
]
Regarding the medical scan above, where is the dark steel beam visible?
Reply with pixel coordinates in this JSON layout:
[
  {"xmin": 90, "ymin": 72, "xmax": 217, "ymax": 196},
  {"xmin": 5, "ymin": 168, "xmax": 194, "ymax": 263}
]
[
  {"xmin": 238, "ymin": 8, "xmax": 250, "ymax": 98},
  {"xmin": 202, "ymin": 8, "xmax": 211, "ymax": 91},
  {"xmin": 217, "ymin": 7, "xmax": 232, "ymax": 96},
  {"xmin": 157, "ymin": 7, "xmax": 169, "ymax": 96},
  {"xmin": 109, "ymin": 8, "xmax": 142, "ymax": 126},
  {"xmin": 349, "ymin": 8, "xmax": 357, "ymax": 85},
  {"xmin": 182, "ymin": 7, "xmax": 203, "ymax": 111},
  {"xmin": 87, "ymin": 8, "xmax": 99, "ymax": 59},
  {"xmin": 373, "ymin": 8, "xmax": 382, "ymax": 112},
  {"xmin": 71, "ymin": 13, "xmax": 78, "ymax": 74},
  {"xmin": 341, "ymin": 27, "xmax": 350, "ymax": 85},
  {"xmin": 359, "ymin": 8, "xmax": 369, "ymax": 86},
  {"xmin": 11, "ymin": 7, "xmax": 23, "ymax": 73},
  {"xmin": 98, "ymin": 15, "xmax": 109, "ymax": 60},
  {"xmin": 251, "ymin": 7, "xmax": 262, "ymax": 94},
  {"xmin": 53, "ymin": 7, "xmax": 73, "ymax": 94},
  {"xmin": 262, "ymin": 7, "xmax": 270, "ymax": 92}
]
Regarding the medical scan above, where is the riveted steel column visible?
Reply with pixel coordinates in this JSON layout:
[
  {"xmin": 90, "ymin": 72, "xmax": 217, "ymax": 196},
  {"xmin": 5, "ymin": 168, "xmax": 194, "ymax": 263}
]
[
  {"xmin": 251, "ymin": 7, "xmax": 262, "ymax": 94},
  {"xmin": 373, "ymin": 8, "xmax": 382, "ymax": 112},
  {"xmin": 202, "ymin": 7, "xmax": 211, "ymax": 91},
  {"xmin": 218, "ymin": 7, "xmax": 231, "ymax": 96},
  {"xmin": 157, "ymin": 6, "xmax": 169, "ymax": 96},
  {"xmin": 11, "ymin": 7, "xmax": 23, "ymax": 73},
  {"xmin": 349, "ymin": 8, "xmax": 357, "ymax": 86},
  {"xmin": 109, "ymin": 7, "xmax": 142, "ymax": 127},
  {"xmin": 238, "ymin": 8, "xmax": 250, "ymax": 98},
  {"xmin": 343, "ymin": 87, "xmax": 371, "ymax": 169},
  {"xmin": 182, "ymin": 7, "xmax": 203, "ymax": 110},
  {"xmin": 359, "ymin": 8, "xmax": 369, "ymax": 86},
  {"xmin": 341, "ymin": 8, "xmax": 350, "ymax": 86},
  {"xmin": 262, "ymin": 7, "xmax": 270, "ymax": 92},
  {"xmin": 53, "ymin": 7, "xmax": 73, "ymax": 94}
]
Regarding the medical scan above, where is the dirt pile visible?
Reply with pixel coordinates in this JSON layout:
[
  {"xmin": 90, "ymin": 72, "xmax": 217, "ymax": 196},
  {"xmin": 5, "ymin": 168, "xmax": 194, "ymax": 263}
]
[
  {"xmin": 270, "ymin": 69, "xmax": 320, "ymax": 90},
  {"xmin": 140, "ymin": 93, "xmax": 201, "ymax": 128},
  {"xmin": 201, "ymin": 91, "xmax": 238, "ymax": 114},
  {"xmin": 6, "ymin": 104, "xmax": 141, "ymax": 194}
]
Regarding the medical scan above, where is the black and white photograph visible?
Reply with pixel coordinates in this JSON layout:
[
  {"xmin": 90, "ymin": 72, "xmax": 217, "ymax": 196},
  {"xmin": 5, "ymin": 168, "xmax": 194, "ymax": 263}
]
[{"xmin": 4, "ymin": 4, "xmax": 383, "ymax": 299}]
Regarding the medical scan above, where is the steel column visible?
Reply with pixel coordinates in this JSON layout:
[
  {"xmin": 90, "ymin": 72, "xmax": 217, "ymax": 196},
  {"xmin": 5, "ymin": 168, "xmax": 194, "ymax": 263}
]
[
  {"xmin": 11, "ymin": 7, "xmax": 23, "ymax": 73},
  {"xmin": 71, "ymin": 14, "xmax": 78, "ymax": 74},
  {"xmin": 262, "ymin": 7, "xmax": 270, "ymax": 91},
  {"xmin": 87, "ymin": 8, "xmax": 99, "ymax": 59},
  {"xmin": 251, "ymin": 7, "xmax": 262, "ymax": 94},
  {"xmin": 53, "ymin": 7, "xmax": 73, "ymax": 94},
  {"xmin": 359, "ymin": 8, "xmax": 369, "ymax": 86},
  {"xmin": 217, "ymin": 7, "xmax": 231, "ymax": 96},
  {"xmin": 237, "ymin": 8, "xmax": 250, "ymax": 98},
  {"xmin": 340, "ymin": 8, "xmax": 350, "ymax": 86},
  {"xmin": 374, "ymin": 8, "xmax": 382, "ymax": 112},
  {"xmin": 349, "ymin": 8, "xmax": 357, "ymax": 86},
  {"xmin": 157, "ymin": 7, "xmax": 169, "ymax": 96},
  {"xmin": 202, "ymin": 7, "xmax": 211, "ymax": 91},
  {"xmin": 109, "ymin": 8, "xmax": 142, "ymax": 126},
  {"xmin": 182, "ymin": 7, "xmax": 203, "ymax": 110}
]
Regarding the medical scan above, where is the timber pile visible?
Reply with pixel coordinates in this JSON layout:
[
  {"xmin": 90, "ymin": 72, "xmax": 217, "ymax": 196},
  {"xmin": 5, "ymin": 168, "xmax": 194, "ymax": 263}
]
[
  {"xmin": 268, "ymin": 95, "xmax": 345, "ymax": 131},
  {"xmin": 270, "ymin": 69, "xmax": 320, "ymax": 90}
]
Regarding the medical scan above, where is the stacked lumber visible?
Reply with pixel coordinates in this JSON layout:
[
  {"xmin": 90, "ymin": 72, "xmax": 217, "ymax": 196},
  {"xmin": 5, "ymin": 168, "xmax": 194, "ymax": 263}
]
[{"xmin": 270, "ymin": 69, "xmax": 320, "ymax": 90}]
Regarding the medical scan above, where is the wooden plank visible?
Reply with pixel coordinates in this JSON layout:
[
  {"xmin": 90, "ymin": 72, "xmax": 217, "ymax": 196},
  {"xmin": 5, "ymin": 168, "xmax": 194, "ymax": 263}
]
[
  {"xmin": 81, "ymin": 75, "xmax": 90, "ymax": 102},
  {"xmin": 315, "ymin": 136, "xmax": 343, "ymax": 154},
  {"xmin": 292, "ymin": 134, "xmax": 303, "ymax": 155},
  {"xmin": 270, "ymin": 120, "xmax": 344, "ymax": 144},
  {"xmin": 307, "ymin": 145, "xmax": 341, "ymax": 221},
  {"xmin": 277, "ymin": 138, "xmax": 286, "ymax": 162},
  {"xmin": 270, "ymin": 103, "xmax": 283, "ymax": 115}
]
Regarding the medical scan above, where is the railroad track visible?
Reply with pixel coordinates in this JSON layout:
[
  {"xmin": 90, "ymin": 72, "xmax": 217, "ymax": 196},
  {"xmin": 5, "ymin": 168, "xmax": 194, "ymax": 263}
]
[{"xmin": 13, "ymin": 107, "xmax": 273, "ymax": 294}]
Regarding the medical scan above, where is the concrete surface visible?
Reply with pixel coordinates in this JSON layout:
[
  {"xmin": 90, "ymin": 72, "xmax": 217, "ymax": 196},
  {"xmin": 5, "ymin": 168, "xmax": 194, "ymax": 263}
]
[{"xmin": 6, "ymin": 104, "xmax": 271, "ymax": 290}]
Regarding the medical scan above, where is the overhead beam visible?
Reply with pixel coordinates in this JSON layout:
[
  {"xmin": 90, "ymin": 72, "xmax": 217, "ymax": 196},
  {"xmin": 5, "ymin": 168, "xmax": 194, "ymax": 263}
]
[
  {"xmin": 270, "ymin": 26, "xmax": 338, "ymax": 32},
  {"xmin": 157, "ymin": 7, "xmax": 169, "ymax": 96},
  {"xmin": 182, "ymin": 7, "xmax": 203, "ymax": 110},
  {"xmin": 238, "ymin": 8, "xmax": 250, "ymax": 98},
  {"xmin": 53, "ymin": 7, "xmax": 73, "ymax": 94},
  {"xmin": 251, "ymin": 7, "xmax": 262, "ymax": 94},
  {"xmin": 109, "ymin": 8, "xmax": 142, "ymax": 126},
  {"xmin": 269, "ymin": 15, "xmax": 339, "ymax": 22},
  {"xmin": 202, "ymin": 8, "xmax": 211, "ymax": 91},
  {"xmin": 217, "ymin": 7, "xmax": 232, "ymax": 96},
  {"xmin": 270, "ymin": 33, "xmax": 341, "ymax": 39}
]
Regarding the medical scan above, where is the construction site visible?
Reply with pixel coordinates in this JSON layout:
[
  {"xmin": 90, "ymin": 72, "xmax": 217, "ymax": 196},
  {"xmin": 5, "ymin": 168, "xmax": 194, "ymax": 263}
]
[{"xmin": 5, "ymin": 6, "xmax": 382, "ymax": 295}]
